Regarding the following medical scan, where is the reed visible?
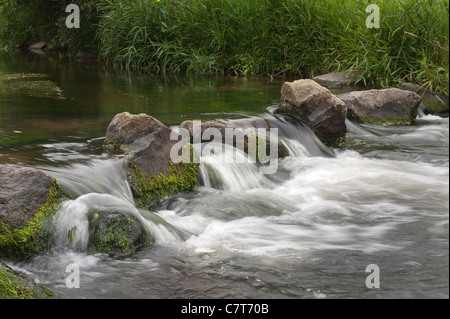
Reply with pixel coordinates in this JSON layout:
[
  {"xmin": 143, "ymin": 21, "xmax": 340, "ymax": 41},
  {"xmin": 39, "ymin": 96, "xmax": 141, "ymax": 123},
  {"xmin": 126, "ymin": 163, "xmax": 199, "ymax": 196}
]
[
  {"xmin": 96, "ymin": 0, "xmax": 448, "ymax": 93},
  {"xmin": 1, "ymin": 0, "xmax": 448, "ymax": 94}
]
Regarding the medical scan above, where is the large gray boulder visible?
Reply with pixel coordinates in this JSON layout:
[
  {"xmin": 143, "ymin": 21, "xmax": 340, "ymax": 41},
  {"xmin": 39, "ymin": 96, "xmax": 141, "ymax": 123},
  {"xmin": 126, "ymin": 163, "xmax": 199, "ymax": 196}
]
[
  {"xmin": 105, "ymin": 112, "xmax": 198, "ymax": 208},
  {"xmin": 338, "ymin": 88, "xmax": 421, "ymax": 125},
  {"xmin": 277, "ymin": 79, "xmax": 347, "ymax": 144}
]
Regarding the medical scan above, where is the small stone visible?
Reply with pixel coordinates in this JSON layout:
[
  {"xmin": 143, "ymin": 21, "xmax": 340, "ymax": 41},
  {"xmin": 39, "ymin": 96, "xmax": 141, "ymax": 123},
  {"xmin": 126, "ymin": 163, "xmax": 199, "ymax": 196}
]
[{"xmin": 312, "ymin": 70, "xmax": 361, "ymax": 88}]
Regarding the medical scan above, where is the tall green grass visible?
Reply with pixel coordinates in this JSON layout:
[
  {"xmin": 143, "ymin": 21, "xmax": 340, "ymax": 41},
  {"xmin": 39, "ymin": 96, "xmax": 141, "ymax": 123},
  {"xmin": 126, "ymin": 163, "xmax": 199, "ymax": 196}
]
[
  {"xmin": 97, "ymin": 0, "xmax": 448, "ymax": 94},
  {"xmin": 1, "ymin": 0, "xmax": 448, "ymax": 94}
]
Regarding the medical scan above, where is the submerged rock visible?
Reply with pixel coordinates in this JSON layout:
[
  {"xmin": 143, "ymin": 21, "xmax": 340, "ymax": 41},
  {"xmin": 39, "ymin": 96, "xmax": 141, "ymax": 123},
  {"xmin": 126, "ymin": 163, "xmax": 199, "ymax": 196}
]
[
  {"xmin": 53, "ymin": 192, "xmax": 155, "ymax": 255},
  {"xmin": 87, "ymin": 207, "xmax": 152, "ymax": 255},
  {"xmin": 0, "ymin": 165, "xmax": 65, "ymax": 258},
  {"xmin": 0, "ymin": 72, "xmax": 65, "ymax": 100},
  {"xmin": 338, "ymin": 88, "xmax": 421, "ymax": 125},
  {"xmin": 277, "ymin": 79, "xmax": 347, "ymax": 145},
  {"xmin": 105, "ymin": 112, "xmax": 199, "ymax": 208}
]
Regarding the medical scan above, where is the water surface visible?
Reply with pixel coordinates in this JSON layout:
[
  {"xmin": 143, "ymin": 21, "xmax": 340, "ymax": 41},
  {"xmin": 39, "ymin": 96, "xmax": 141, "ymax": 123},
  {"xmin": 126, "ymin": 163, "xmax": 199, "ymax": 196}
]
[{"xmin": 0, "ymin": 51, "xmax": 448, "ymax": 299}]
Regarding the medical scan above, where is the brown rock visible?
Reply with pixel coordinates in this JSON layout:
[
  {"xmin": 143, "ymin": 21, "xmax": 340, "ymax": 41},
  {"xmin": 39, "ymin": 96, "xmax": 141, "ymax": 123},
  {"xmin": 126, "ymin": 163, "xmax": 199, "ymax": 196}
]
[
  {"xmin": 278, "ymin": 79, "xmax": 347, "ymax": 141},
  {"xmin": 105, "ymin": 112, "xmax": 177, "ymax": 177}
]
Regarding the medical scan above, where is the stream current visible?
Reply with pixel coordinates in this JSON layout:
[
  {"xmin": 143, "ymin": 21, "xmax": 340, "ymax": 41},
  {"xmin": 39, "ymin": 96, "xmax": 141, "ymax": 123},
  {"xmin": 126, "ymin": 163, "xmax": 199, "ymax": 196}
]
[{"xmin": 0, "ymin": 52, "xmax": 448, "ymax": 299}]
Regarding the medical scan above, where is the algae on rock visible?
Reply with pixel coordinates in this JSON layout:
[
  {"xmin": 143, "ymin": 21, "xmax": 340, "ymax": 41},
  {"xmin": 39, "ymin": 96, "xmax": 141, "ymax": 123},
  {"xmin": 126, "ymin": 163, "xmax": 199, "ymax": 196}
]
[
  {"xmin": 88, "ymin": 207, "xmax": 153, "ymax": 254},
  {"xmin": 0, "ymin": 262, "xmax": 53, "ymax": 299},
  {"xmin": 105, "ymin": 112, "xmax": 200, "ymax": 209},
  {"xmin": 128, "ymin": 161, "xmax": 199, "ymax": 209}
]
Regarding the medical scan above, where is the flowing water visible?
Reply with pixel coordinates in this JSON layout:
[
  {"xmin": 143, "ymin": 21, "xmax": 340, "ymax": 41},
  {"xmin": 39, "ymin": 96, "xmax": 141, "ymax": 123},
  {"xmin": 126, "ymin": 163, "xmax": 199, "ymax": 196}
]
[{"xmin": 0, "ymin": 51, "xmax": 448, "ymax": 299}]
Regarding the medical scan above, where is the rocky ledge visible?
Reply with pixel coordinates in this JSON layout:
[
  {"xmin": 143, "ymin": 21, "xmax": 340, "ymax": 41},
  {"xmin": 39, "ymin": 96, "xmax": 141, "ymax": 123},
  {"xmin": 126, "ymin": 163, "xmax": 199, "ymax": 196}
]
[
  {"xmin": 276, "ymin": 77, "xmax": 429, "ymax": 145},
  {"xmin": 179, "ymin": 118, "xmax": 290, "ymax": 161}
]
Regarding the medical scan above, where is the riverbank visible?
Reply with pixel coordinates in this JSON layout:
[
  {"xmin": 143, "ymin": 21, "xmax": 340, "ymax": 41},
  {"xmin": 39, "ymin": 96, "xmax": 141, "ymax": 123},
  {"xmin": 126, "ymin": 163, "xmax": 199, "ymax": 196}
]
[{"xmin": 0, "ymin": 0, "xmax": 448, "ymax": 96}]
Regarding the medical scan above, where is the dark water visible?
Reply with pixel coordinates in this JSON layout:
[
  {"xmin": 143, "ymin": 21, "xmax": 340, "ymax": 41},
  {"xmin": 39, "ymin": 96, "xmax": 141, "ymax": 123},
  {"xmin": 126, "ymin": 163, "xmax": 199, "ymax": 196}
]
[
  {"xmin": 0, "ymin": 51, "xmax": 448, "ymax": 299},
  {"xmin": 0, "ymin": 51, "xmax": 283, "ymax": 166}
]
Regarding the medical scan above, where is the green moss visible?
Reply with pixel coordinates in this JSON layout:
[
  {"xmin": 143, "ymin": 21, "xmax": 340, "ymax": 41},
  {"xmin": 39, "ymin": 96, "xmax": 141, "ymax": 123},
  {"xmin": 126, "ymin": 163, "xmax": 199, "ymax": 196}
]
[
  {"xmin": 422, "ymin": 99, "xmax": 449, "ymax": 115},
  {"xmin": 0, "ymin": 263, "xmax": 53, "ymax": 299},
  {"xmin": 0, "ymin": 73, "xmax": 65, "ymax": 100},
  {"xmin": 88, "ymin": 208, "xmax": 153, "ymax": 254},
  {"xmin": 67, "ymin": 227, "xmax": 76, "ymax": 247},
  {"xmin": 0, "ymin": 179, "xmax": 64, "ymax": 259},
  {"xmin": 129, "ymin": 160, "xmax": 199, "ymax": 209},
  {"xmin": 351, "ymin": 114, "xmax": 414, "ymax": 126},
  {"xmin": 278, "ymin": 142, "xmax": 290, "ymax": 158},
  {"xmin": 319, "ymin": 136, "xmax": 346, "ymax": 148},
  {"xmin": 104, "ymin": 139, "xmax": 129, "ymax": 154}
]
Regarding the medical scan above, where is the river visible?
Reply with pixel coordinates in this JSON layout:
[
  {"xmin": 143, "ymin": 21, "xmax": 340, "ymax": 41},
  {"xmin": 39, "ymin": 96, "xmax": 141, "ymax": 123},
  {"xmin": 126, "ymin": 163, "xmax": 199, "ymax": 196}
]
[{"xmin": 0, "ymin": 51, "xmax": 448, "ymax": 299}]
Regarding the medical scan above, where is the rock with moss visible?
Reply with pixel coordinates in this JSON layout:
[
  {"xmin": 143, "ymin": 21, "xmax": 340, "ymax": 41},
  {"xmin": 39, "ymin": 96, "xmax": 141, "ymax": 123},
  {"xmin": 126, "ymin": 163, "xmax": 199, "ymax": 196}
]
[
  {"xmin": 105, "ymin": 112, "xmax": 199, "ymax": 209},
  {"xmin": 277, "ymin": 79, "xmax": 347, "ymax": 146},
  {"xmin": 54, "ymin": 193, "xmax": 155, "ymax": 255},
  {"xmin": 0, "ymin": 165, "xmax": 65, "ymax": 258},
  {"xmin": 338, "ymin": 88, "xmax": 421, "ymax": 125},
  {"xmin": 397, "ymin": 82, "xmax": 449, "ymax": 115},
  {"xmin": 0, "ymin": 262, "xmax": 53, "ymax": 299},
  {"xmin": 128, "ymin": 160, "xmax": 199, "ymax": 209},
  {"xmin": 87, "ymin": 207, "xmax": 152, "ymax": 255},
  {"xmin": 179, "ymin": 118, "xmax": 289, "ymax": 161},
  {"xmin": 223, "ymin": 117, "xmax": 291, "ymax": 159}
]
